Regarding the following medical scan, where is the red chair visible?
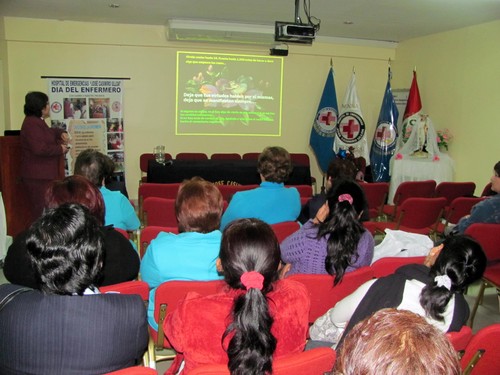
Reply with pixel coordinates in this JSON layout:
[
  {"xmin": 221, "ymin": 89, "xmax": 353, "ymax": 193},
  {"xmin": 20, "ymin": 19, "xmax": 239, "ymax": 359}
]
[
  {"xmin": 242, "ymin": 152, "xmax": 260, "ymax": 160},
  {"xmin": 435, "ymin": 181, "xmax": 476, "ymax": 206},
  {"xmin": 140, "ymin": 225, "xmax": 179, "ymax": 258},
  {"xmin": 481, "ymin": 182, "xmax": 495, "ymax": 197},
  {"xmin": 99, "ymin": 281, "xmax": 152, "ymax": 367},
  {"xmin": 461, "ymin": 324, "xmax": 500, "ymax": 374},
  {"xmin": 142, "ymin": 197, "xmax": 177, "ymax": 227},
  {"xmin": 464, "ymin": 223, "xmax": 500, "ymax": 328},
  {"xmin": 270, "ymin": 221, "xmax": 300, "ymax": 243},
  {"xmin": 446, "ymin": 325, "xmax": 473, "ymax": 353},
  {"xmin": 360, "ymin": 182, "xmax": 389, "ymax": 219},
  {"xmin": 370, "ymin": 256, "xmax": 426, "ymax": 278},
  {"xmin": 140, "ymin": 153, "xmax": 172, "ymax": 182},
  {"xmin": 216, "ymin": 184, "xmax": 258, "ymax": 201},
  {"xmin": 432, "ymin": 197, "xmax": 486, "ymax": 237},
  {"xmin": 288, "ymin": 184, "xmax": 313, "ymax": 198},
  {"xmin": 210, "ymin": 153, "xmax": 241, "ymax": 160},
  {"xmin": 138, "ymin": 183, "xmax": 181, "ymax": 222},
  {"xmin": 290, "ymin": 153, "xmax": 317, "ymax": 193},
  {"xmin": 150, "ymin": 280, "xmax": 225, "ymax": 364},
  {"xmin": 383, "ymin": 180, "xmax": 437, "ymax": 220},
  {"xmin": 288, "ymin": 267, "xmax": 374, "ymax": 323},
  {"xmin": 374, "ymin": 197, "xmax": 447, "ymax": 236},
  {"xmin": 186, "ymin": 347, "xmax": 336, "ymax": 375},
  {"xmin": 105, "ymin": 366, "xmax": 158, "ymax": 375},
  {"xmin": 175, "ymin": 152, "xmax": 208, "ymax": 160}
]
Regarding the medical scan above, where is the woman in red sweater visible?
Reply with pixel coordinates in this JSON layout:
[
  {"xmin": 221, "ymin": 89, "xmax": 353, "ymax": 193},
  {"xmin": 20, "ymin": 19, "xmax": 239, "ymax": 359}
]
[{"xmin": 164, "ymin": 218, "xmax": 310, "ymax": 374}]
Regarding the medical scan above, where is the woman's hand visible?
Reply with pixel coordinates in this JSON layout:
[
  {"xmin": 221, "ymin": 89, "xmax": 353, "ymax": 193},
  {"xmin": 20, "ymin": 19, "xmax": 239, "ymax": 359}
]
[
  {"xmin": 313, "ymin": 203, "xmax": 329, "ymax": 225},
  {"xmin": 60, "ymin": 132, "xmax": 70, "ymax": 145},
  {"xmin": 61, "ymin": 144, "xmax": 70, "ymax": 154}
]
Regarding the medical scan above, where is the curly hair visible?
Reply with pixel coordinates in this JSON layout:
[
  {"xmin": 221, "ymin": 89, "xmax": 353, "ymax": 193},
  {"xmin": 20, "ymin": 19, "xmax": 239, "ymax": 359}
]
[
  {"xmin": 220, "ymin": 219, "xmax": 281, "ymax": 374},
  {"xmin": 24, "ymin": 91, "xmax": 49, "ymax": 117},
  {"xmin": 74, "ymin": 149, "xmax": 115, "ymax": 186},
  {"xmin": 26, "ymin": 203, "xmax": 104, "ymax": 295},
  {"xmin": 257, "ymin": 146, "xmax": 293, "ymax": 183}
]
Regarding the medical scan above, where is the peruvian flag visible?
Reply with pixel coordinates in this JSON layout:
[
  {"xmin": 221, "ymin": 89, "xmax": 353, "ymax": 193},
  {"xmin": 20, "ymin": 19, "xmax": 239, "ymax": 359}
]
[
  {"xmin": 334, "ymin": 71, "xmax": 370, "ymax": 164},
  {"xmin": 399, "ymin": 70, "xmax": 422, "ymax": 145}
]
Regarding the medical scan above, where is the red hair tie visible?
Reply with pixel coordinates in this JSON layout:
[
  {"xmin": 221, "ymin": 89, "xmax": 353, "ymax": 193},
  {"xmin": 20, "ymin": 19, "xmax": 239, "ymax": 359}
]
[
  {"xmin": 240, "ymin": 271, "xmax": 264, "ymax": 291},
  {"xmin": 338, "ymin": 194, "xmax": 353, "ymax": 205}
]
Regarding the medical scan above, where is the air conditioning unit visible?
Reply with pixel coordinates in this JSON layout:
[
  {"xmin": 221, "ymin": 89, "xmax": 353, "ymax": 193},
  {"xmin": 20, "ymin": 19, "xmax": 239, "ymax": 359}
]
[{"xmin": 166, "ymin": 19, "xmax": 275, "ymax": 45}]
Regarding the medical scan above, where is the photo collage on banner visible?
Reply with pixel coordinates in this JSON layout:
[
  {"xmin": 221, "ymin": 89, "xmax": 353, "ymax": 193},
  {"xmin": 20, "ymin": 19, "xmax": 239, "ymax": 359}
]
[{"xmin": 47, "ymin": 78, "xmax": 125, "ymax": 176}]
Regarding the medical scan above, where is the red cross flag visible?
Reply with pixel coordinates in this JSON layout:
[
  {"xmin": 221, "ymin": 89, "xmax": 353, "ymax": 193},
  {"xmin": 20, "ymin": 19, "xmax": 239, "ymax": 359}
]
[{"xmin": 334, "ymin": 71, "xmax": 370, "ymax": 165}]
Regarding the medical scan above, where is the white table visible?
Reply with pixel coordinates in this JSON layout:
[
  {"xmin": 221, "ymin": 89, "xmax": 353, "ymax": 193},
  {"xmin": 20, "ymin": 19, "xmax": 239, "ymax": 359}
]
[{"xmin": 389, "ymin": 153, "xmax": 455, "ymax": 203}]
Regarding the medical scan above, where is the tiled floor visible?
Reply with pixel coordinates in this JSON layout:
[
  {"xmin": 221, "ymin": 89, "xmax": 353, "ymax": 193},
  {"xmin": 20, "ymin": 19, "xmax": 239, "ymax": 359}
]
[{"xmin": 1, "ymin": 264, "xmax": 499, "ymax": 373}]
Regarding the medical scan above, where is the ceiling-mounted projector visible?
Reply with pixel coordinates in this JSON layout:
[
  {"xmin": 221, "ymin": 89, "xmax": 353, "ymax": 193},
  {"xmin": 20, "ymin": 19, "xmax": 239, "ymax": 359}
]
[{"xmin": 275, "ymin": 21, "xmax": 316, "ymax": 44}]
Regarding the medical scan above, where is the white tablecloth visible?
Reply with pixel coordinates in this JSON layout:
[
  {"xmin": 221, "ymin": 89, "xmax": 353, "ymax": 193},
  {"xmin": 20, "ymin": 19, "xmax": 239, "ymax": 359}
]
[{"xmin": 388, "ymin": 153, "xmax": 455, "ymax": 203}]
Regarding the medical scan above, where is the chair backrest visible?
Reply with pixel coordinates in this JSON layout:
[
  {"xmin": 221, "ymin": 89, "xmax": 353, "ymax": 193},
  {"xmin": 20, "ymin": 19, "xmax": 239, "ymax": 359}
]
[
  {"xmin": 289, "ymin": 153, "xmax": 311, "ymax": 167},
  {"xmin": 100, "ymin": 280, "xmax": 150, "ymax": 301},
  {"xmin": 370, "ymin": 256, "xmax": 426, "ymax": 278},
  {"xmin": 398, "ymin": 197, "xmax": 447, "ymax": 229},
  {"xmin": 461, "ymin": 323, "xmax": 500, "ymax": 375},
  {"xmin": 210, "ymin": 153, "xmax": 241, "ymax": 160},
  {"xmin": 153, "ymin": 280, "xmax": 226, "ymax": 349},
  {"xmin": 288, "ymin": 184, "xmax": 313, "ymax": 198},
  {"xmin": 138, "ymin": 183, "xmax": 181, "ymax": 221},
  {"xmin": 140, "ymin": 153, "xmax": 172, "ymax": 173},
  {"xmin": 464, "ymin": 223, "xmax": 500, "ymax": 262},
  {"xmin": 216, "ymin": 184, "xmax": 259, "ymax": 201},
  {"xmin": 142, "ymin": 197, "xmax": 177, "ymax": 227},
  {"xmin": 288, "ymin": 267, "xmax": 374, "ymax": 323},
  {"xmin": 393, "ymin": 180, "xmax": 437, "ymax": 205},
  {"xmin": 361, "ymin": 182, "xmax": 389, "ymax": 218},
  {"xmin": 446, "ymin": 197, "xmax": 486, "ymax": 224},
  {"xmin": 270, "ymin": 221, "xmax": 300, "ymax": 243},
  {"xmin": 481, "ymin": 182, "xmax": 495, "ymax": 197},
  {"xmin": 176, "ymin": 152, "xmax": 208, "ymax": 160},
  {"xmin": 241, "ymin": 152, "xmax": 261, "ymax": 161},
  {"xmin": 140, "ymin": 225, "xmax": 179, "ymax": 258},
  {"xmin": 435, "ymin": 181, "xmax": 476, "ymax": 206},
  {"xmin": 105, "ymin": 366, "xmax": 158, "ymax": 375},
  {"xmin": 185, "ymin": 347, "xmax": 336, "ymax": 375},
  {"xmin": 446, "ymin": 325, "xmax": 473, "ymax": 353}
]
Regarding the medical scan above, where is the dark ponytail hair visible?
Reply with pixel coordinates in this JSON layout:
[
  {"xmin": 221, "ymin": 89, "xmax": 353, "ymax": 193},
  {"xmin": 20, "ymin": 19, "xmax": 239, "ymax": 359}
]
[
  {"xmin": 220, "ymin": 219, "xmax": 281, "ymax": 375},
  {"xmin": 420, "ymin": 235, "xmax": 486, "ymax": 321},
  {"xmin": 318, "ymin": 179, "xmax": 366, "ymax": 285}
]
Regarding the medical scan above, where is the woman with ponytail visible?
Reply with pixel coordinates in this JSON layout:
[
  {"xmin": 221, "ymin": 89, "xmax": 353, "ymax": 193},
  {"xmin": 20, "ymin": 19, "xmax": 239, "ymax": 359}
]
[
  {"xmin": 309, "ymin": 235, "xmax": 486, "ymax": 348},
  {"xmin": 164, "ymin": 218, "xmax": 310, "ymax": 374},
  {"xmin": 281, "ymin": 179, "xmax": 374, "ymax": 284}
]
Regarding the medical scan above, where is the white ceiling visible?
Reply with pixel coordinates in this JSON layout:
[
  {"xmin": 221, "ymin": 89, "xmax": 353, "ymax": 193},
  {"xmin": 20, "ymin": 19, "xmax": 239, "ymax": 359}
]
[{"xmin": 1, "ymin": 0, "xmax": 500, "ymax": 43}]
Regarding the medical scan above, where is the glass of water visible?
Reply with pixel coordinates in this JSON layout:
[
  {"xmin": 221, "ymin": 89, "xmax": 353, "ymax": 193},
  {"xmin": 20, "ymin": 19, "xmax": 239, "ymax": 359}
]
[{"xmin": 154, "ymin": 145, "xmax": 166, "ymax": 165}]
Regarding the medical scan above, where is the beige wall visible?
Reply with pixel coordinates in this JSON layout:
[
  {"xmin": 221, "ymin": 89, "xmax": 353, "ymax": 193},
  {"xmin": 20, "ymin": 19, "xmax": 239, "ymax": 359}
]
[
  {"xmin": 392, "ymin": 20, "xmax": 500, "ymax": 194},
  {"xmin": 1, "ymin": 17, "xmax": 396, "ymax": 199}
]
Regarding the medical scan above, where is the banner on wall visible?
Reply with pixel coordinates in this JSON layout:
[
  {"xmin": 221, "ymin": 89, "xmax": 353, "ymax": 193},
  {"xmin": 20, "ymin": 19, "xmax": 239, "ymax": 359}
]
[{"xmin": 46, "ymin": 78, "xmax": 126, "ymax": 176}]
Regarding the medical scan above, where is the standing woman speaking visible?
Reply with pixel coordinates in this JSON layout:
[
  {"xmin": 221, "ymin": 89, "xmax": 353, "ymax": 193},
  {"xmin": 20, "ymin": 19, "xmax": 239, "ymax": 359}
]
[{"xmin": 20, "ymin": 91, "xmax": 69, "ymax": 221}]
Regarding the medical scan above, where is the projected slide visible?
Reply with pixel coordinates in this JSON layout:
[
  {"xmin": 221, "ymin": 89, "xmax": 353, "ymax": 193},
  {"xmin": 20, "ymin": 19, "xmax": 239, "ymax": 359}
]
[{"xmin": 176, "ymin": 51, "xmax": 283, "ymax": 136}]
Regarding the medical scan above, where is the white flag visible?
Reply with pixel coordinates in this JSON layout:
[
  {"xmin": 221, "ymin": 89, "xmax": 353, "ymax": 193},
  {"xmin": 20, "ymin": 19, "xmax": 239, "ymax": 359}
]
[{"xmin": 334, "ymin": 72, "xmax": 370, "ymax": 165}]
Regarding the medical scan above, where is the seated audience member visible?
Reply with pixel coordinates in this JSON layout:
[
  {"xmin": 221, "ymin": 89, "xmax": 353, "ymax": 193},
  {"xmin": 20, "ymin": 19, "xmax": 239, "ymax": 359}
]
[
  {"xmin": 298, "ymin": 158, "xmax": 369, "ymax": 224},
  {"xmin": 335, "ymin": 309, "xmax": 461, "ymax": 375},
  {"xmin": 0, "ymin": 204, "xmax": 148, "ymax": 374},
  {"xmin": 281, "ymin": 179, "xmax": 374, "ymax": 281},
  {"xmin": 220, "ymin": 146, "xmax": 301, "ymax": 229},
  {"xmin": 74, "ymin": 148, "xmax": 140, "ymax": 231},
  {"xmin": 309, "ymin": 235, "xmax": 486, "ymax": 347},
  {"xmin": 451, "ymin": 160, "xmax": 500, "ymax": 234},
  {"xmin": 4, "ymin": 175, "xmax": 140, "ymax": 287},
  {"xmin": 140, "ymin": 177, "xmax": 224, "ymax": 331},
  {"xmin": 164, "ymin": 218, "xmax": 310, "ymax": 374}
]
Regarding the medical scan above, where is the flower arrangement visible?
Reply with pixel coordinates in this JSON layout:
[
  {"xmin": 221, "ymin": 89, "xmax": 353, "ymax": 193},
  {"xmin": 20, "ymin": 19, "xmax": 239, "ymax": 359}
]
[{"xmin": 436, "ymin": 128, "xmax": 453, "ymax": 151}]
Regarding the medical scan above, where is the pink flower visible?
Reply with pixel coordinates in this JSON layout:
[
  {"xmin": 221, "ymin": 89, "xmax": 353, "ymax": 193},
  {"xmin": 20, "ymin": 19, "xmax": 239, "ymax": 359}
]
[
  {"xmin": 395, "ymin": 153, "xmax": 403, "ymax": 160},
  {"xmin": 433, "ymin": 155, "xmax": 440, "ymax": 161}
]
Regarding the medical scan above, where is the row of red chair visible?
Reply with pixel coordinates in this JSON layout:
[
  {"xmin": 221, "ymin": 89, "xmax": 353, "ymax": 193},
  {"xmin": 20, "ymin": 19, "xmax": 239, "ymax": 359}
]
[{"xmin": 104, "ymin": 252, "xmax": 499, "ymax": 373}]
